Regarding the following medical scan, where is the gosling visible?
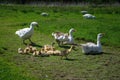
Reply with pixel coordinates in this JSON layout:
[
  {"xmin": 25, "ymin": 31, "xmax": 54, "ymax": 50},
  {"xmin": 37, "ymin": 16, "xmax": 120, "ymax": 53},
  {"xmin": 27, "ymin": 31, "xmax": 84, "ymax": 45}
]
[
  {"xmin": 60, "ymin": 45, "xmax": 73, "ymax": 59},
  {"xmin": 24, "ymin": 47, "xmax": 30, "ymax": 54},
  {"xmin": 28, "ymin": 45, "xmax": 37, "ymax": 53},
  {"xmin": 33, "ymin": 50, "xmax": 41, "ymax": 56},
  {"xmin": 18, "ymin": 48, "xmax": 24, "ymax": 54}
]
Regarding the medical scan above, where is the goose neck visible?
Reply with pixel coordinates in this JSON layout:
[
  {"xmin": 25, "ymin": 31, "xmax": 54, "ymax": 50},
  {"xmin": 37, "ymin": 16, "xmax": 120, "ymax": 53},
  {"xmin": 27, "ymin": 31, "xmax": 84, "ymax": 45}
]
[
  {"xmin": 97, "ymin": 37, "xmax": 101, "ymax": 46},
  {"xmin": 69, "ymin": 31, "xmax": 73, "ymax": 36},
  {"xmin": 30, "ymin": 24, "xmax": 34, "ymax": 29}
]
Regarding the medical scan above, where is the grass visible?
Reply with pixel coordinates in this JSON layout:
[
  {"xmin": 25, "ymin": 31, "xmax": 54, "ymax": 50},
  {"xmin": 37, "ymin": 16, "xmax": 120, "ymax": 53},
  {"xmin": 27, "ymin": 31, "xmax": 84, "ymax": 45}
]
[{"xmin": 0, "ymin": 4, "xmax": 120, "ymax": 80}]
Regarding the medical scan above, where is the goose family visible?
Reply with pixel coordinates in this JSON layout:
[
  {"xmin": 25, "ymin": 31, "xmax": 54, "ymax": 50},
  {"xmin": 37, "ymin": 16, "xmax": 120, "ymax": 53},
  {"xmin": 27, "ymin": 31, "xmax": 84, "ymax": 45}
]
[
  {"xmin": 15, "ymin": 22, "xmax": 38, "ymax": 44},
  {"xmin": 80, "ymin": 33, "xmax": 104, "ymax": 54},
  {"xmin": 16, "ymin": 21, "xmax": 105, "ymax": 56},
  {"xmin": 52, "ymin": 28, "xmax": 75, "ymax": 46}
]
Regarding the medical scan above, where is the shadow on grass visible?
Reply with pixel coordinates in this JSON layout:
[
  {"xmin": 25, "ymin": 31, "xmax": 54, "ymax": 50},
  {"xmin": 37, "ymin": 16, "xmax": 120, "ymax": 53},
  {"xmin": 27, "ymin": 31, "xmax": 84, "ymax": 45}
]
[
  {"xmin": 59, "ymin": 45, "xmax": 70, "ymax": 49},
  {"xmin": 28, "ymin": 43, "xmax": 42, "ymax": 48},
  {"xmin": 63, "ymin": 58, "xmax": 77, "ymax": 61},
  {"xmin": 84, "ymin": 52, "xmax": 113, "ymax": 55},
  {"xmin": 0, "ymin": 47, "xmax": 8, "ymax": 54},
  {"xmin": 102, "ymin": 52, "xmax": 113, "ymax": 55}
]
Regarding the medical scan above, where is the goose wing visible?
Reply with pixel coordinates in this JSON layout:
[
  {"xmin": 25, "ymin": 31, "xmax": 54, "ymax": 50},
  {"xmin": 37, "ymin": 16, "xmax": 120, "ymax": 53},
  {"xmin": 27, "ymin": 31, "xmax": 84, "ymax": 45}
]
[
  {"xmin": 86, "ymin": 42, "xmax": 96, "ymax": 46},
  {"xmin": 52, "ymin": 32, "xmax": 68, "ymax": 40},
  {"xmin": 15, "ymin": 28, "xmax": 30, "ymax": 37},
  {"xmin": 53, "ymin": 32, "xmax": 65, "ymax": 37},
  {"xmin": 81, "ymin": 42, "xmax": 96, "ymax": 46}
]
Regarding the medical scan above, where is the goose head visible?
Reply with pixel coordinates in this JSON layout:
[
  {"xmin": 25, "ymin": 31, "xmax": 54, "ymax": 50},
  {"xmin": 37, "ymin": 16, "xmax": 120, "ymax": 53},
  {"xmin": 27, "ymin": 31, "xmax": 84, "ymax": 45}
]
[
  {"xmin": 69, "ymin": 28, "xmax": 75, "ymax": 33},
  {"xmin": 97, "ymin": 33, "xmax": 104, "ymax": 39},
  {"xmin": 30, "ymin": 22, "xmax": 39, "ymax": 27}
]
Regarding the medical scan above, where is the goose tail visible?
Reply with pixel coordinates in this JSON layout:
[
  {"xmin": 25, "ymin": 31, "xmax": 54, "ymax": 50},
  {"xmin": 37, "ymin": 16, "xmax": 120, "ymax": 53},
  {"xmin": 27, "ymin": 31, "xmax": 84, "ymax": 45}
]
[
  {"xmin": 15, "ymin": 31, "xmax": 19, "ymax": 35},
  {"xmin": 52, "ymin": 32, "xmax": 55, "ymax": 36}
]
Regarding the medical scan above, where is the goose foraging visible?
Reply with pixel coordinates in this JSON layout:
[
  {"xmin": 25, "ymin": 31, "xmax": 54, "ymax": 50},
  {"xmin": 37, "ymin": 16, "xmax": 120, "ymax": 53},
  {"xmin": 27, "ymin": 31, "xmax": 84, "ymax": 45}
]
[
  {"xmin": 80, "ymin": 33, "xmax": 104, "ymax": 54},
  {"xmin": 15, "ymin": 22, "xmax": 38, "ymax": 44}
]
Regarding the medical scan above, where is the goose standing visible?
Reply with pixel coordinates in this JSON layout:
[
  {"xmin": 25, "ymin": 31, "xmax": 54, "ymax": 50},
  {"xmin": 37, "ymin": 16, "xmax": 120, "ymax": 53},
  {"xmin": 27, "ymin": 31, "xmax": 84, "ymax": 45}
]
[
  {"xmin": 52, "ymin": 28, "xmax": 75, "ymax": 46},
  {"xmin": 80, "ymin": 33, "xmax": 104, "ymax": 54},
  {"xmin": 15, "ymin": 22, "xmax": 38, "ymax": 44}
]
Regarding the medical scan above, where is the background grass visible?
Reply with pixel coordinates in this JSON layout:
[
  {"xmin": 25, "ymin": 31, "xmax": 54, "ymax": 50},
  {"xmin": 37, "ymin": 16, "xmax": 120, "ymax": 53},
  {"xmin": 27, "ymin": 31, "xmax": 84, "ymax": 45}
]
[{"xmin": 0, "ymin": 5, "xmax": 120, "ymax": 80}]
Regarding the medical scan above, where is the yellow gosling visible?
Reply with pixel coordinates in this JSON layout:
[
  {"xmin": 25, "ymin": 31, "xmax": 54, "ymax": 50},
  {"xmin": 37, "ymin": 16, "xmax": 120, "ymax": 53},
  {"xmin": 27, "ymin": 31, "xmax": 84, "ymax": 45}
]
[
  {"xmin": 24, "ymin": 47, "xmax": 30, "ymax": 54},
  {"xmin": 33, "ymin": 50, "xmax": 40, "ymax": 56},
  {"xmin": 53, "ymin": 50, "xmax": 61, "ymax": 55}
]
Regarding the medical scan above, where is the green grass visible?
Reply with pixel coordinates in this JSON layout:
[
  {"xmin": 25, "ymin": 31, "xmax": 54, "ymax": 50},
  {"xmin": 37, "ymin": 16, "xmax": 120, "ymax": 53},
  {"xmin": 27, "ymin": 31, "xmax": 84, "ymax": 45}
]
[{"xmin": 0, "ymin": 5, "xmax": 120, "ymax": 80}]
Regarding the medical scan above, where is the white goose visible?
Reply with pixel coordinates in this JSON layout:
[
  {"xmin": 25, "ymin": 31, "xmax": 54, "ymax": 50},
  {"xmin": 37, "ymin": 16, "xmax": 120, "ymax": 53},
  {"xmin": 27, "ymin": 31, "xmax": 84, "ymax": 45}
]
[
  {"xmin": 15, "ymin": 22, "xmax": 38, "ymax": 44},
  {"xmin": 52, "ymin": 28, "xmax": 75, "ymax": 46},
  {"xmin": 41, "ymin": 12, "xmax": 49, "ymax": 16},
  {"xmin": 83, "ymin": 14, "xmax": 95, "ymax": 19},
  {"xmin": 81, "ymin": 11, "xmax": 88, "ymax": 14},
  {"xmin": 80, "ymin": 33, "xmax": 104, "ymax": 54}
]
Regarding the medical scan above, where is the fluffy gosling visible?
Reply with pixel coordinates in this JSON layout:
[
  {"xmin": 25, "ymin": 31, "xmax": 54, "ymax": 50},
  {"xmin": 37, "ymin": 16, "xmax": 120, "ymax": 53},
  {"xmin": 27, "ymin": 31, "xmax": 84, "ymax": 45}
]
[
  {"xmin": 53, "ymin": 50, "xmax": 61, "ymax": 56},
  {"xmin": 33, "ymin": 50, "xmax": 41, "ymax": 56},
  {"xmin": 18, "ymin": 48, "xmax": 24, "ymax": 54},
  {"xmin": 24, "ymin": 47, "xmax": 30, "ymax": 54}
]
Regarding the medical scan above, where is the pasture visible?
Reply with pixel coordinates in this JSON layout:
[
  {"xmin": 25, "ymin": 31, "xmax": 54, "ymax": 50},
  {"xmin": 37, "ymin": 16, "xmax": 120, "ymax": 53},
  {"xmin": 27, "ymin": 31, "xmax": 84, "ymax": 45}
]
[{"xmin": 0, "ymin": 5, "xmax": 120, "ymax": 80}]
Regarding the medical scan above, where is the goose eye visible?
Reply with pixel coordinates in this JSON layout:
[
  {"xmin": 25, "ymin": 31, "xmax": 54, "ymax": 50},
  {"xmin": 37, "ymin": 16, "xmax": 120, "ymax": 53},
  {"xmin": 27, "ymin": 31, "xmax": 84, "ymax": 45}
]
[{"xmin": 100, "ymin": 35, "xmax": 102, "ymax": 37}]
